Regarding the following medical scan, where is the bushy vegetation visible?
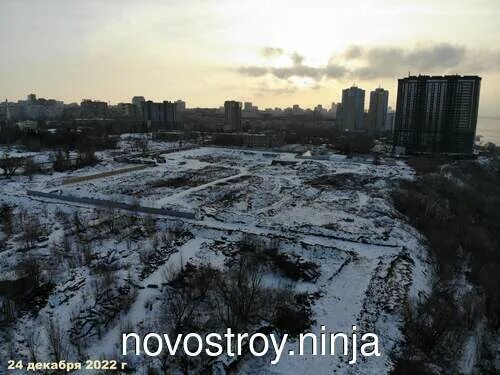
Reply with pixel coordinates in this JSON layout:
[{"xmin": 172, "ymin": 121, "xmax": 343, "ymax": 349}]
[
  {"xmin": 392, "ymin": 156, "xmax": 500, "ymax": 374},
  {"xmin": 0, "ymin": 125, "xmax": 118, "ymax": 151},
  {"xmin": 151, "ymin": 240, "xmax": 315, "ymax": 374}
]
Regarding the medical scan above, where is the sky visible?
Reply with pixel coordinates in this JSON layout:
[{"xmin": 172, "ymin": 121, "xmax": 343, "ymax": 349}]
[{"xmin": 1, "ymin": 0, "xmax": 500, "ymax": 115}]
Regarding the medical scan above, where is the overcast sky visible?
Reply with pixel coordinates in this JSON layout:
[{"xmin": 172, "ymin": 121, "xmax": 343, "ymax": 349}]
[{"xmin": 1, "ymin": 0, "xmax": 499, "ymax": 115}]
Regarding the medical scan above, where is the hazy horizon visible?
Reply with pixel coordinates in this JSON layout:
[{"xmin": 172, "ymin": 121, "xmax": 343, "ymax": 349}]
[{"xmin": 1, "ymin": 0, "xmax": 500, "ymax": 115}]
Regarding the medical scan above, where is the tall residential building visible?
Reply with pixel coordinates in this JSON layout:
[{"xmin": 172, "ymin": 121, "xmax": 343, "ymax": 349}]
[
  {"xmin": 393, "ymin": 75, "xmax": 481, "ymax": 154},
  {"xmin": 142, "ymin": 101, "xmax": 177, "ymax": 127},
  {"xmin": 132, "ymin": 96, "xmax": 145, "ymax": 118},
  {"xmin": 80, "ymin": 100, "xmax": 108, "ymax": 119},
  {"xmin": 385, "ymin": 110, "xmax": 396, "ymax": 132},
  {"xmin": 61, "ymin": 103, "xmax": 81, "ymax": 120},
  {"xmin": 132, "ymin": 96, "xmax": 145, "ymax": 108},
  {"xmin": 175, "ymin": 100, "xmax": 186, "ymax": 112},
  {"xmin": 292, "ymin": 104, "xmax": 303, "ymax": 115},
  {"xmin": 16, "ymin": 95, "xmax": 64, "ymax": 120},
  {"xmin": 244, "ymin": 102, "xmax": 253, "ymax": 112},
  {"xmin": 0, "ymin": 99, "xmax": 12, "ymax": 121},
  {"xmin": 224, "ymin": 101, "xmax": 242, "ymax": 132},
  {"xmin": 368, "ymin": 88, "xmax": 389, "ymax": 132},
  {"xmin": 314, "ymin": 104, "xmax": 327, "ymax": 117},
  {"xmin": 338, "ymin": 86, "xmax": 365, "ymax": 130},
  {"xmin": 330, "ymin": 102, "xmax": 339, "ymax": 118},
  {"xmin": 114, "ymin": 103, "xmax": 138, "ymax": 118},
  {"xmin": 335, "ymin": 104, "xmax": 342, "ymax": 124}
]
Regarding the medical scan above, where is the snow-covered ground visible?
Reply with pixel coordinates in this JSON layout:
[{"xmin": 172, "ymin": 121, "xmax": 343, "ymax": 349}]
[{"xmin": 0, "ymin": 146, "xmax": 431, "ymax": 374}]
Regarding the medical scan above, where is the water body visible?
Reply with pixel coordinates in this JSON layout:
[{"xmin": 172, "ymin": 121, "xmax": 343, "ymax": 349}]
[{"xmin": 477, "ymin": 116, "xmax": 500, "ymax": 145}]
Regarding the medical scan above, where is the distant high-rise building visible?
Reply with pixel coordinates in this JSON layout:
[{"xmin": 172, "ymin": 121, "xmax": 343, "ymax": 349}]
[
  {"xmin": 2, "ymin": 99, "xmax": 11, "ymax": 121},
  {"xmin": 329, "ymin": 102, "xmax": 339, "ymax": 119},
  {"xmin": 385, "ymin": 110, "xmax": 396, "ymax": 132},
  {"xmin": 132, "ymin": 96, "xmax": 145, "ymax": 107},
  {"xmin": 368, "ymin": 88, "xmax": 389, "ymax": 132},
  {"xmin": 244, "ymin": 102, "xmax": 253, "ymax": 112},
  {"xmin": 314, "ymin": 104, "xmax": 327, "ymax": 116},
  {"xmin": 114, "ymin": 103, "xmax": 137, "ymax": 118},
  {"xmin": 175, "ymin": 100, "xmax": 186, "ymax": 112},
  {"xmin": 339, "ymin": 86, "xmax": 365, "ymax": 130},
  {"xmin": 224, "ymin": 100, "xmax": 242, "ymax": 132},
  {"xmin": 163, "ymin": 102, "xmax": 177, "ymax": 124},
  {"xmin": 143, "ymin": 102, "xmax": 157, "ymax": 123},
  {"xmin": 80, "ymin": 100, "xmax": 108, "ymax": 119},
  {"xmin": 61, "ymin": 103, "xmax": 81, "ymax": 120},
  {"xmin": 335, "ymin": 104, "xmax": 342, "ymax": 124},
  {"xmin": 132, "ymin": 96, "xmax": 145, "ymax": 118},
  {"xmin": 291, "ymin": 104, "xmax": 303, "ymax": 115},
  {"xmin": 27, "ymin": 94, "xmax": 36, "ymax": 103},
  {"xmin": 393, "ymin": 75, "xmax": 481, "ymax": 154},
  {"xmin": 142, "ymin": 101, "xmax": 177, "ymax": 127}
]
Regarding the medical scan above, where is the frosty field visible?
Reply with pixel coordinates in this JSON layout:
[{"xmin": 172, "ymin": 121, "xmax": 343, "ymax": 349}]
[{"xmin": 0, "ymin": 146, "xmax": 430, "ymax": 374}]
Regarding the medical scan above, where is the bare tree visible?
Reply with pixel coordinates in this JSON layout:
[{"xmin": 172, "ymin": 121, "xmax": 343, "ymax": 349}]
[
  {"xmin": 72, "ymin": 211, "xmax": 83, "ymax": 233},
  {"xmin": 0, "ymin": 298, "xmax": 16, "ymax": 324},
  {"xmin": 62, "ymin": 233, "xmax": 73, "ymax": 253},
  {"xmin": 22, "ymin": 215, "xmax": 42, "ymax": 248},
  {"xmin": 24, "ymin": 157, "xmax": 37, "ymax": 180},
  {"xmin": 18, "ymin": 256, "xmax": 42, "ymax": 288},
  {"xmin": 103, "ymin": 207, "xmax": 119, "ymax": 233},
  {"xmin": 44, "ymin": 318, "xmax": 67, "ymax": 362},
  {"xmin": 214, "ymin": 256, "xmax": 265, "ymax": 330},
  {"xmin": 0, "ymin": 204, "xmax": 13, "ymax": 237},
  {"xmin": 131, "ymin": 135, "xmax": 149, "ymax": 154},
  {"xmin": 143, "ymin": 214, "xmax": 156, "ymax": 235},
  {"xmin": 162, "ymin": 265, "xmax": 216, "ymax": 335},
  {"xmin": 0, "ymin": 153, "xmax": 23, "ymax": 177},
  {"xmin": 24, "ymin": 327, "xmax": 40, "ymax": 362},
  {"xmin": 53, "ymin": 149, "xmax": 68, "ymax": 172}
]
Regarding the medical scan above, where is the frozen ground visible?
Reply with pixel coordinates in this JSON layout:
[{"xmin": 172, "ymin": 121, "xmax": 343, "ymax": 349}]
[{"xmin": 0, "ymin": 146, "xmax": 431, "ymax": 374}]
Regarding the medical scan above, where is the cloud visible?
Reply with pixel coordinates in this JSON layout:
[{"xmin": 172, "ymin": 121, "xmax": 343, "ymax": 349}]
[
  {"xmin": 324, "ymin": 63, "xmax": 349, "ymax": 78},
  {"xmin": 290, "ymin": 51, "xmax": 304, "ymax": 65},
  {"xmin": 455, "ymin": 48, "xmax": 500, "ymax": 72},
  {"xmin": 237, "ymin": 66, "xmax": 268, "ymax": 77},
  {"xmin": 272, "ymin": 64, "xmax": 323, "ymax": 80},
  {"xmin": 236, "ymin": 43, "xmax": 499, "ymax": 85},
  {"xmin": 237, "ymin": 50, "xmax": 349, "ymax": 81},
  {"xmin": 349, "ymin": 43, "xmax": 467, "ymax": 79},
  {"xmin": 344, "ymin": 46, "xmax": 363, "ymax": 59},
  {"xmin": 260, "ymin": 46, "xmax": 284, "ymax": 58}
]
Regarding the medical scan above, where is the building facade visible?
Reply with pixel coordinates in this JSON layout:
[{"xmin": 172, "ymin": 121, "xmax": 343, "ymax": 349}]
[
  {"xmin": 393, "ymin": 75, "xmax": 481, "ymax": 154},
  {"xmin": 9, "ymin": 94, "xmax": 65, "ymax": 120},
  {"xmin": 175, "ymin": 100, "xmax": 186, "ymax": 112},
  {"xmin": 132, "ymin": 96, "xmax": 145, "ymax": 107},
  {"xmin": 113, "ymin": 103, "xmax": 139, "ymax": 119},
  {"xmin": 80, "ymin": 100, "xmax": 108, "ymax": 119},
  {"xmin": 338, "ymin": 86, "xmax": 365, "ymax": 130},
  {"xmin": 224, "ymin": 101, "xmax": 242, "ymax": 132},
  {"xmin": 142, "ymin": 101, "xmax": 177, "ymax": 128},
  {"xmin": 244, "ymin": 102, "xmax": 253, "ymax": 112},
  {"xmin": 385, "ymin": 110, "xmax": 396, "ymax": 132},
  {"xmin": 368, "ymin": 88, "xmax": 389, "ymax": 132}
]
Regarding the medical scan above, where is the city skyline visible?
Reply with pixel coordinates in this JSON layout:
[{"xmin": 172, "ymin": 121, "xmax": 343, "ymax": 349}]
[
  {"xmin": 2, "ymin": 91, "xmax": 389, "ymax": 112},
  {"xmin": 1, "ymin": 1, "xmax": 500, "ymax": 115}
]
